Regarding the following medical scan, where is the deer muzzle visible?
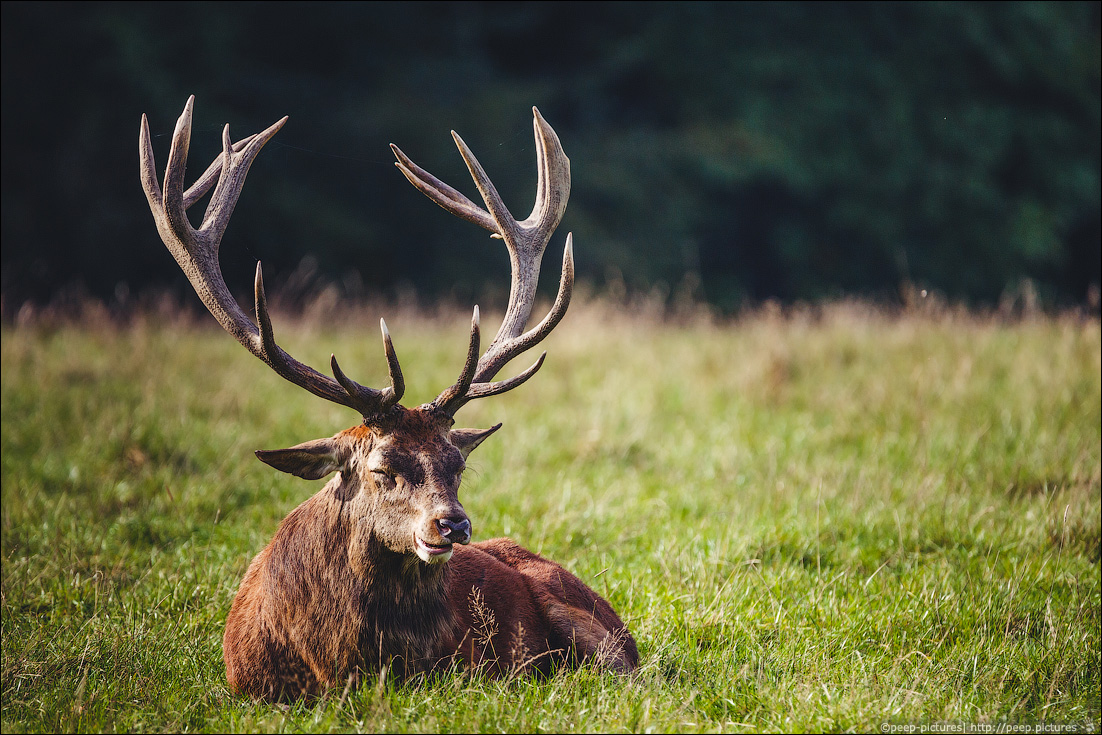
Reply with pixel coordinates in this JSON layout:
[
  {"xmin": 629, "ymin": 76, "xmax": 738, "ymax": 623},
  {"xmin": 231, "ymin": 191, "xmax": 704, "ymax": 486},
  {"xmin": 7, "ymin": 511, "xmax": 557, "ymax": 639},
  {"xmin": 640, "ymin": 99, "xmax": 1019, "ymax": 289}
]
[
  {"xmin": 413, "ymin": 513, "xmax": 471, "ymax": 565},
  {"xmin": 436, "ymin": 517, "xmax": 472, "ymax": 545}
]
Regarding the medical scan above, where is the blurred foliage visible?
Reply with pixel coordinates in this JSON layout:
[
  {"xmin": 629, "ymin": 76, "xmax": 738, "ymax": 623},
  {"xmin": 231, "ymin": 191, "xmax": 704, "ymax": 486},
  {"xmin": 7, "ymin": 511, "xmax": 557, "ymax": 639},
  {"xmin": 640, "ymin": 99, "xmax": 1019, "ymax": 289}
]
[{"xmin": 1, "ymin": 1, "xmax": 1099, "ymax": 313}]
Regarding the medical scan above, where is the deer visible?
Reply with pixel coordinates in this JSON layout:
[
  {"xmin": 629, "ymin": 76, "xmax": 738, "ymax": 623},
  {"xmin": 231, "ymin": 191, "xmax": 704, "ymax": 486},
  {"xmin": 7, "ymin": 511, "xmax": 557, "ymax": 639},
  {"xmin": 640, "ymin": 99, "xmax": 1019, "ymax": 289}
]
[{"xmin": 138, "ymin": 97, "xmax": 638, "ymax": 701}]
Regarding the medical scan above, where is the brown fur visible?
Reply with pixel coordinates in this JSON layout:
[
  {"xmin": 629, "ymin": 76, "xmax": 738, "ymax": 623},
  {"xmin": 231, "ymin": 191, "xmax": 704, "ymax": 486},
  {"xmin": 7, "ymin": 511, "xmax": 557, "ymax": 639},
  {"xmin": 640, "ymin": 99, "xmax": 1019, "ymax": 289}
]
[{"xmin": 223, "ymin": 406, "xmax": 637, "ymax": 701}]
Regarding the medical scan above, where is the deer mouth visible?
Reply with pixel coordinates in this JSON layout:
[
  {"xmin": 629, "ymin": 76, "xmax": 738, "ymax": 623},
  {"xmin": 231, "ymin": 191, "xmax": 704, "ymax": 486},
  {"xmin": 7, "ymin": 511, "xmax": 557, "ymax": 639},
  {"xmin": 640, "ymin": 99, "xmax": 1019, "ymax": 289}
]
[{"xmin": 414, "ymin": 535, "xmax": 454, "ymax": 564}]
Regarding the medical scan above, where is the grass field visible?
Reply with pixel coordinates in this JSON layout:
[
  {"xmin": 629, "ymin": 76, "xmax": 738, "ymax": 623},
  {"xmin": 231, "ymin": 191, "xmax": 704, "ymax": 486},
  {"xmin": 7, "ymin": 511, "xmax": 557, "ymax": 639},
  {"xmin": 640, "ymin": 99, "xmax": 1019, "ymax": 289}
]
[{"xmin": 2, "ymin": 299, "xmax": 1099, "ymax": 733}]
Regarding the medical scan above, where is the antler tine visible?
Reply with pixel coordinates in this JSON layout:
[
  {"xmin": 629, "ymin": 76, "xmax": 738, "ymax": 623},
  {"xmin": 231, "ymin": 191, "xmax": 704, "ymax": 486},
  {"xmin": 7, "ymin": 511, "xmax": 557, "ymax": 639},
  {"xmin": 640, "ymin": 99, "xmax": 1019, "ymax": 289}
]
[
  {"xmin": 390, "ymin": 143, "xmax": 497, "ymax": 234},
  {"xmin": 393, "ymin": 109, "xmax": 574, "ymax": 416},
  {"xmin": 141, "ymin": 96, "xmax": 403, "ymax": 420},
  {"xmin": 379, "ymin": 319, "xmax": 406, "ymax": 402},
  {"xmin": 433, "ymin": 307, "xmax": 482, "ymax": 414},
  {"xmin": 522, "ymin": 107, "xmax": 571, "ymax": 245},
  {"xmin": 330, "ymin": 319, "xmax": 405, "ymax": 410},
  {"xmin": 182, "ymin": 133, "xmax": 258, "ymax": 210},
  {"xmin": 465, "ymin": 352, "xmax": 546, "ymax": 401},
  {"xmin": 199, "ymin": 118, "xmax": 287, "ymax": 245},
  {"xmin": 449, "ymin": 130, "xmax": 520, "ymax": 244}
]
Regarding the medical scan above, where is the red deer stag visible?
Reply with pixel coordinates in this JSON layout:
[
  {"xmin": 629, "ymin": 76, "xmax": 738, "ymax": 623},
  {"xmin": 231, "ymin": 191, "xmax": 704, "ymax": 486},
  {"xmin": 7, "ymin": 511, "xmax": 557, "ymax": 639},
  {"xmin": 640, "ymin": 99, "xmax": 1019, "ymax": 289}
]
[{"xmin": 139, "ymin": 97, "xmax": 638, "ymax": 700}]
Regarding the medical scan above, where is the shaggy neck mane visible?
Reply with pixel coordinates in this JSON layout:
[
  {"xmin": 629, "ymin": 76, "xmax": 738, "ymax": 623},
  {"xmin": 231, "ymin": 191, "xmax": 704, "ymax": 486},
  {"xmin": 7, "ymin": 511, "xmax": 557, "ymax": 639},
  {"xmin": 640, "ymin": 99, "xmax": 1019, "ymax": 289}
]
[{"xmin": 355, "ymin": 539, "xmax": 455, "ymax": 676}]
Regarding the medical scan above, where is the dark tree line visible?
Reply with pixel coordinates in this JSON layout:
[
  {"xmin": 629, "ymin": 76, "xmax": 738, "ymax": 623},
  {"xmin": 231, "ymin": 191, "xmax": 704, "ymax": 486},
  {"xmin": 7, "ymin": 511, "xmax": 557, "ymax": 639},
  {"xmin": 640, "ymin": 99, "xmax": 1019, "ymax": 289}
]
[{"xmin": 2, "ymin": 2, "xmax": 1099, "ymax": 313}]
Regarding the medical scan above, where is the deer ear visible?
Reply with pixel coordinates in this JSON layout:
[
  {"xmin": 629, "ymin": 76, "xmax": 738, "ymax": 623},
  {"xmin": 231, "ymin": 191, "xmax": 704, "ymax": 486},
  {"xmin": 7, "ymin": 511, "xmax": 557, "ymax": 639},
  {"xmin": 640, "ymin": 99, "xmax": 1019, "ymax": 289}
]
[
  {"xmin": 255, "ymin": 438, "xmax": 345, "ymax": 480},
  {"xmin": 449, "ymin": 423, "xmax": 502, "ymax": 459}
]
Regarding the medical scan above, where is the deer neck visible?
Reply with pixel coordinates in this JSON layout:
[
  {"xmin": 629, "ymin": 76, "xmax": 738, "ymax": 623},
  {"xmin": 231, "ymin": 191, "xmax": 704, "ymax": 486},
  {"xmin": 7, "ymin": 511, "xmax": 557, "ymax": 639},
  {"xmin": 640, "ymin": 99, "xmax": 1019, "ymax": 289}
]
[{"xmin": 355, "ymin": 536, "xmax": 456, "ymax": 674}]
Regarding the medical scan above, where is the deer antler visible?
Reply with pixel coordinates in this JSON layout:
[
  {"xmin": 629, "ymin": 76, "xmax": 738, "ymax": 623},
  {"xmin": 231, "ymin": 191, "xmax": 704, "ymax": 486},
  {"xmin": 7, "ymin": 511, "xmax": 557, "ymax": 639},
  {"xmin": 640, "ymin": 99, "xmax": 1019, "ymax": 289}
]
[
  {"xmin": 139, "ymin": 96, "xmax": 404, "ymax": 419},
  {"xmin": 391, "ymin": 107, "xmax": 574, "ymax": 415}
]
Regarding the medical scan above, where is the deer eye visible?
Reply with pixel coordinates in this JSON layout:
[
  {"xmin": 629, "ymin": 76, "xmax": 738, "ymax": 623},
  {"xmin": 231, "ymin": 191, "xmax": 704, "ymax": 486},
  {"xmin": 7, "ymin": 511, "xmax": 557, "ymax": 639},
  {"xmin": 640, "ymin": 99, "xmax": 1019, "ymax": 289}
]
[{"xmin": 371, "ymin": 469, "xmax": 396, "ymax": 488}]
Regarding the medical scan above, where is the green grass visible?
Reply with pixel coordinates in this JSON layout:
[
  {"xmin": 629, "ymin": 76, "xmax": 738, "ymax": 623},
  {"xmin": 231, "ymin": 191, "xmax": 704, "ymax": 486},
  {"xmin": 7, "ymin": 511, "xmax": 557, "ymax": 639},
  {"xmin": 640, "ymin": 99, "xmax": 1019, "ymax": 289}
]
[{"xmin": 2, "ymin": 300, "xmax": 1099, "ymax": 732}]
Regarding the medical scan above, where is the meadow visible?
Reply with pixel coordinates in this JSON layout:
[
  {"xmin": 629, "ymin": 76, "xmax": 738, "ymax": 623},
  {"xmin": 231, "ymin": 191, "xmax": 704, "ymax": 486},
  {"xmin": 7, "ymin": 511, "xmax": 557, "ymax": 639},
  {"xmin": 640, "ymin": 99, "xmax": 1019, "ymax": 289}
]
[{"xmin": 2, "ymin": 298, "xmax": 1099, "ymax": 733}]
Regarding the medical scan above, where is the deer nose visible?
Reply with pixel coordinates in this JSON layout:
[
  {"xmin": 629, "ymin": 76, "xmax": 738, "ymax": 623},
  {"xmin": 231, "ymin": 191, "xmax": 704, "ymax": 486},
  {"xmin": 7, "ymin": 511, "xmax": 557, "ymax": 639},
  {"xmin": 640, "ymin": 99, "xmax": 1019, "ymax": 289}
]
[{"xmin": 436, "ymin": 517, "xmax": 471, "ymax": 545}]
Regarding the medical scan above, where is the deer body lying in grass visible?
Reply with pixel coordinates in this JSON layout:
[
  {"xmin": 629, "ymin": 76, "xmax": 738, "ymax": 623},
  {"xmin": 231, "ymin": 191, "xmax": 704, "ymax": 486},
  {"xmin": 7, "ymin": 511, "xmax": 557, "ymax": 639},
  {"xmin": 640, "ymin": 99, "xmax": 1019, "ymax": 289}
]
[{"xmin": 139, "ymin": 97, "xmax": 637, "ymax": 701}]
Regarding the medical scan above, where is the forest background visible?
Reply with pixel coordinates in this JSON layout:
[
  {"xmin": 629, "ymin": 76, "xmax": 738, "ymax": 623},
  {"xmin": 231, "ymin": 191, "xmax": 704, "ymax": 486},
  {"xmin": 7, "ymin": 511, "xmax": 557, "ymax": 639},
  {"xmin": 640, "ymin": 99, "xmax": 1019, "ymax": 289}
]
[{"xmin": 2, "ymin": 2, "xmax": 1099, "ymax": 315}]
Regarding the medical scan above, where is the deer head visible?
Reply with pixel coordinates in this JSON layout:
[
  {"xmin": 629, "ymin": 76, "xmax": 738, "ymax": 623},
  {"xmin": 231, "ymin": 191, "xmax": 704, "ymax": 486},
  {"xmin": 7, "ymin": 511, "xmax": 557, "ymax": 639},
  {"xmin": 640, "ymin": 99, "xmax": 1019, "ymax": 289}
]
[{"xmin": 138, "ymin": 96, "xmax": 573, "ymax": 565}]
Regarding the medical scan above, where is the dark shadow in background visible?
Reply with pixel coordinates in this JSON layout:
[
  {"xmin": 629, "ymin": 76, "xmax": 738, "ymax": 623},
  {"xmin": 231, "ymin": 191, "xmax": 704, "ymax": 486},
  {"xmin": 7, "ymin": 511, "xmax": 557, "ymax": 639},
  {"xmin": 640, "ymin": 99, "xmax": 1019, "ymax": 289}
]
[{"xmin": 2, "ymin": 1, "xmax": 1098, "ymax": 314}]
